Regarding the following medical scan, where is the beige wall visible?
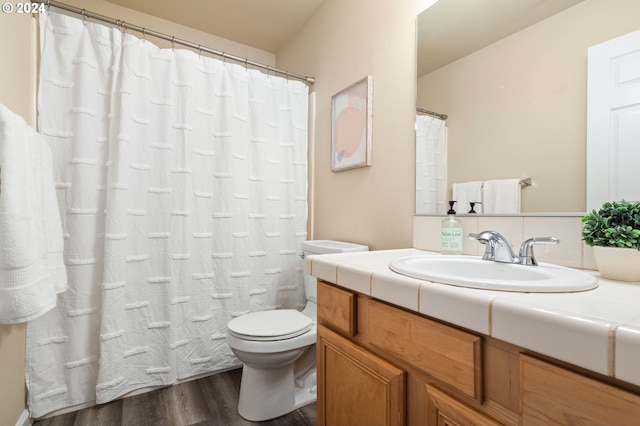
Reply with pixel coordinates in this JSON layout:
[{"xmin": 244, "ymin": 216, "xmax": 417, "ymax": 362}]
[
  {"xmin": 0, "ymin": 10, "xmax": 34, "ymax": 426},
  {"xmin": 418, "ymin": 0, "xmax": 640, "ymax": 213},
  {"xmin": 0, "ymin": 322, "xmax": 26, "ymax": 426},
  {"xmin": 277, "ymin": 0, "xmax": 418, "ymax": 250}
]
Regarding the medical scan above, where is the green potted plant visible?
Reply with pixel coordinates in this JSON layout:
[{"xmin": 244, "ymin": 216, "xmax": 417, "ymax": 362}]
[{"xmin": 582, "ymin": 199, "xmax": 640, "ymax": 281}]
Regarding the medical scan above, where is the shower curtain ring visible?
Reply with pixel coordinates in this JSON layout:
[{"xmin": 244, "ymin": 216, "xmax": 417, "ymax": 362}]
[
  {"xmin": 81, "ymin": 9, "xmax": 86, "ymax": 25},
  {"xmin": 142, "ymin": 28, "xmax": 146, "ymax": 40},
  {"xmin": 171, "ymin": 36, "xmax": 175, "ymax": 48}
]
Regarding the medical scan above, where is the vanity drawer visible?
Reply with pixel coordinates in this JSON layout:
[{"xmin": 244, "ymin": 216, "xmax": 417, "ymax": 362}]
[
  {"xmin": 520, "ymin": 355, "xmax": 640, "ymax": 425},
  {"xmin": 317, "ymin": 281, "xmax": 357, "ymax": 337},
  {"xmin": 368, "ymin": 299, "xmax": 482, "ymax": 401}
]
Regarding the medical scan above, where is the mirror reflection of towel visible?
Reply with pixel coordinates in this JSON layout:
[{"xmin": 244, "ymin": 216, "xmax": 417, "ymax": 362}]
[
  {"xmin": 452, "ymin": 181, "xmax": 483, "ymax": 214},
  {"xmin": 483, "ymin": 179, "xmax": 521, "ymax": 214}
]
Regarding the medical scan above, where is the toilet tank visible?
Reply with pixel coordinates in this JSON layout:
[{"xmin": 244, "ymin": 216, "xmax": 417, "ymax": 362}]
[{"xmin": 300, "ymin": 240, "xmax": 369, "ymax": 304}]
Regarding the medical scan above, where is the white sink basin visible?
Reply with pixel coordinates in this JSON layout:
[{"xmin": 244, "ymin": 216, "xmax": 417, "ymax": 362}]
[{"xmin": 389, "ymin": 255, "xmax": 598, "ymax": 293}]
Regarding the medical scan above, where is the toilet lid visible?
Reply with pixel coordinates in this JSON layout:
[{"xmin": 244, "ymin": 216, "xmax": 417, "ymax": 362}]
[{"xmin": 227, "ymin": 309, "xmax": 313, "ymax": 341}]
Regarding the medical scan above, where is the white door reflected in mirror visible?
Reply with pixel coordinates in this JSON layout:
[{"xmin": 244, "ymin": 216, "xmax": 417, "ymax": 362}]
[{"xmin": 587, "ymin": 29, "xmax": 640, "ymax": 211}]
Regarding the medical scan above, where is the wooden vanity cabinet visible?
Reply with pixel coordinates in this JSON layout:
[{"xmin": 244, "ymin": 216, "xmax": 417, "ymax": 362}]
[
  {"xmin": 317, "ymin": 280, "xmax": 508, "ymax": 426},
  {"xmin": 316, "ymin": 280, "xmax": 640, "ymax": 426}
]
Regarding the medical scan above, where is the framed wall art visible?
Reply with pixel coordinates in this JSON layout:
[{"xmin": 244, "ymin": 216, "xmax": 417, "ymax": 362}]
[{"xmin": 331, "ymin": 75, "xmax": 373, "ymax": 171}]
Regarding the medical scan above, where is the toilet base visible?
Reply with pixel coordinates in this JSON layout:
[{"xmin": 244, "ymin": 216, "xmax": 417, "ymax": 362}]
[
  {"xmin": 237, "ymin": 364, "xmax": 293, "ymax": 421},
  {"xmin": 237, "ymin": 346, "xmax": 317, "ymax": 421}
]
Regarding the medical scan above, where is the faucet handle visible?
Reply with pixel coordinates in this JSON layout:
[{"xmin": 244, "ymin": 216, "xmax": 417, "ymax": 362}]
[
  {"xmin": 468, "ymin": 231, "xmax": 497, "ymax": 241},
  {"xmin": 518, "ymin": 237, "xmax": 560, "ymax": 266},
  {"xmin": 468, "ymin": 231, "xmax": 497, "ymax": 260}
]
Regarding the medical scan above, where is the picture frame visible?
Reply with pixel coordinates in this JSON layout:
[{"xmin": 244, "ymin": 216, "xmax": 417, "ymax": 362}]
[{"xmin": 331, "ymin": 75, "xmax": 373, "ymax": 171}]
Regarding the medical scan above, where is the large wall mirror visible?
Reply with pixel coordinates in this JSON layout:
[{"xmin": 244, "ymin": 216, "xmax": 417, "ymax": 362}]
[{"xmin": 415, "ymin": 0, "xmax": 639, "ymax": 216}]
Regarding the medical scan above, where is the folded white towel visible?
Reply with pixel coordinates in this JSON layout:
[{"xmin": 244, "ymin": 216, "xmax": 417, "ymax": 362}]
[
  {"xmin": 0, "ymin": 103, "xmax": 67, "ymax": 324},
  {"xmin": 452, "ymin": 181, "xmax": 483, "ymax": 214},
  {"xmin": 483, "ymin": 179, "xmax": 521, "ymax": 214}
]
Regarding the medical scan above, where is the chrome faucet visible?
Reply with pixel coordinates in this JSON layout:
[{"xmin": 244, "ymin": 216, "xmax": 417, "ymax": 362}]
[{"xmin": 468, "ymin": 231, "xmax": 559, "ymax": 266}]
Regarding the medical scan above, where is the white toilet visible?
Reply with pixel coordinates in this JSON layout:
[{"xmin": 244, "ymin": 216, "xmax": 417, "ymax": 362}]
[{"xmin": 226, "ymin": 240, "xmax": 369, "ymax": 421}]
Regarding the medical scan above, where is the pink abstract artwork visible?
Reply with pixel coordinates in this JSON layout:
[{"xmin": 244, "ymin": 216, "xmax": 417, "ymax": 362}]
[{"xmin": 331, "ymin": 76, "xmax": 372, "ymax": 171}]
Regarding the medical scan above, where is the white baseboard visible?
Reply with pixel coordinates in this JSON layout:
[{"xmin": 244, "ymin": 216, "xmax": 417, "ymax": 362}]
[{"xmin": 15, "ymin": 409, "xmax": 31, "ymax": 426}]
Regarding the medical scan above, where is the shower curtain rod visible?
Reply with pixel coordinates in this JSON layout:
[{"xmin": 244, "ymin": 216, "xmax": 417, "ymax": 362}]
[
  {"xmin": 31, "ymin": 0, "xmax": 316, "ymax": 85},
  {"xmin": 417, "ymin": 107, "xmax": 448, "ymax": 120}
]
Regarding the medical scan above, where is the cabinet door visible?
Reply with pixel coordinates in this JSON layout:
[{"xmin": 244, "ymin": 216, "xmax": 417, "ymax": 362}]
[
  {"xmin": 520, "ymin": 355, "xmax": 640, "ymax": 425},
  {"xmin": 426, "ymin": 385, "xmax": 502, "ymax": 426},
  {"xmin": 318, "ymin": 325, "xmax": 405, "ymax": 426}
]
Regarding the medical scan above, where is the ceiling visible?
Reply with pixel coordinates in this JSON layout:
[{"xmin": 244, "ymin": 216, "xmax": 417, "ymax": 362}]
[
  {"xmin": 417, "ymin": 0, "xmax": 585, "ymax": 77},
  {"xmin": 102, "ymin": 0, "xmax": 584, "ymax": 76},
  {"xmin": 103, "ymin": 0, "xmax": 324, "ymax": 53}
]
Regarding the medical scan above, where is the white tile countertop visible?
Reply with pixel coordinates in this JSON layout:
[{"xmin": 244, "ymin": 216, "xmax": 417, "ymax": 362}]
[{"xmin": 305, "ymin": 248, "xmax": 640, "ymax": 387}]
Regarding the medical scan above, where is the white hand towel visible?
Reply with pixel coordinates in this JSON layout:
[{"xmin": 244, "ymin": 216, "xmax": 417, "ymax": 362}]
[
  {"xmin": 483, "ymin": 179, "xmax": 521, "ymax": 214},
  {"xmin": 0, "ymin": 103, "xmax": 67, "ymax": 324},
  {"xmin": 452, "ymin": 181, "xmax": 483, "ymax": 214}
]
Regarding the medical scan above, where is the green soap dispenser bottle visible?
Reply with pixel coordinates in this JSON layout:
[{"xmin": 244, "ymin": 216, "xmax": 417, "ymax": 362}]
[{"xmin": 441, "ymin": 201, "xmax": 463, "ymax": 255}]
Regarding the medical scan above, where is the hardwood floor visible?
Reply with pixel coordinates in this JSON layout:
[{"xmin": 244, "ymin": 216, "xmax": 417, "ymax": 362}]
[{"xmin": 33, "ymin": 368, "xmax": 317, "ymax": 426}]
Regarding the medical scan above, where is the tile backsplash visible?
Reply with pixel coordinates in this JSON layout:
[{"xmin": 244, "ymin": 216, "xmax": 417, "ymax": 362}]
[{"xmin": 413, "ymin": 215, "xmax": 596, "ymax": 271}]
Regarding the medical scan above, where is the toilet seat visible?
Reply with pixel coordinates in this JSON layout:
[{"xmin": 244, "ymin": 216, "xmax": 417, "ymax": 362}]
[{"xmin": 227, "ymin": 309, "xmax": 313, "ymax": 341}]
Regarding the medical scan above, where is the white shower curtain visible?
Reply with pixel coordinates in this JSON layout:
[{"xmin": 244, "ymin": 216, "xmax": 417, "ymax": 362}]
[
  {"xmin": 415, "ymin": 115, "xmax": 447, "ymax": 215},
  {"xmin": 27, "ymin": 11, "xmax": 308, "ymax": 418}
]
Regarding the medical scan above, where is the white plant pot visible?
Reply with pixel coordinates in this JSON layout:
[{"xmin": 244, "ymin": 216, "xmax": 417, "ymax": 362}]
[{"xmin": 593, "ymin": 246, "xmax": 640, "ymax": 282}]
